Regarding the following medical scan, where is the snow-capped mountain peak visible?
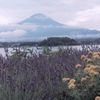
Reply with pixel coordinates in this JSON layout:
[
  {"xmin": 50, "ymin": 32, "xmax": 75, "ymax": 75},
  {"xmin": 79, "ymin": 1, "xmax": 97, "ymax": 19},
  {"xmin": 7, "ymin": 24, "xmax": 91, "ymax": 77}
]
[{"xmin": 19, "ymin": 13, "xmax": 63, "ymax": 26}]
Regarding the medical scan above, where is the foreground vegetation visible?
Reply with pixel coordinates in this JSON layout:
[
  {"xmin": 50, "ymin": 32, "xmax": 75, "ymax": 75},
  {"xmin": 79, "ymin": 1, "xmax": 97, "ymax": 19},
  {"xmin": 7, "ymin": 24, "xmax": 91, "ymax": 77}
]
[
  {"xmin": 63, "ymin": 50, "xmax": 100, "ymax": 100},
  {"xmin": 0, "ymin": 45, "xmax": 99, "ymax": 100}
]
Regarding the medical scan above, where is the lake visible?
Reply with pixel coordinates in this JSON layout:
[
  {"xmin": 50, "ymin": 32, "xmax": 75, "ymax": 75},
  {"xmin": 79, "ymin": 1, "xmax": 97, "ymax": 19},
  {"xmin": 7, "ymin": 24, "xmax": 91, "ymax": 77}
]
[{"xmin": 0, "ymin": 45, "xmax": 100, "ymax": 56}]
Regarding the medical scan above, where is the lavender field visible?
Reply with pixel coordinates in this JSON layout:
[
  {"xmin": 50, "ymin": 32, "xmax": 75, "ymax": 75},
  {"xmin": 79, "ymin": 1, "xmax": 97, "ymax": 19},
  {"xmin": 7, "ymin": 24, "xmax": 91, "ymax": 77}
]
[{"xmin": 0, "ymin": 45, "xmax": 100, "ymax": 100}]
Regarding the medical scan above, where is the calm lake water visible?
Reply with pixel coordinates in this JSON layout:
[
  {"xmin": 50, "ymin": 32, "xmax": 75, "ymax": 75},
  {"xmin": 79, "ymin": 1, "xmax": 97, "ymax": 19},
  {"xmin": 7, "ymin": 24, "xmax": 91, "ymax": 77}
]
[{"xmin": 0, "ymin": 45, "xmax": 100, "ymax": 56}]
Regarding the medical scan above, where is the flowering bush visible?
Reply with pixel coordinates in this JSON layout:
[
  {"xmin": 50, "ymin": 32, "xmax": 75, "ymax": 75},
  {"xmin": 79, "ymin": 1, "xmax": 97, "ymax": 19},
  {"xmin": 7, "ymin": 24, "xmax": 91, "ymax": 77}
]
[{"xmin": 63, "ymin": 51, "xmax": 100, "ymax": 100}]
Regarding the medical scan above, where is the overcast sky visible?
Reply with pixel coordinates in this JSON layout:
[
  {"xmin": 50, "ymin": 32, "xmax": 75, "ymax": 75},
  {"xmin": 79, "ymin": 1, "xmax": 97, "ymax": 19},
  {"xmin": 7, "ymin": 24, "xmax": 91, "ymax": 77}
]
[{"xmin": 0, "ymin": 0, "xmax": 100, "ymax": 30}]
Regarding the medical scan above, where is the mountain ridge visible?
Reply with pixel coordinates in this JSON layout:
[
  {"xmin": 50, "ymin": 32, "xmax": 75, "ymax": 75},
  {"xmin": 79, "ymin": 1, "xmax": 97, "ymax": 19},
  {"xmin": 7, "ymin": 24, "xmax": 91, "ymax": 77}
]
[{"xmin": 19, "ymin": 13, "xmax": 64, "ymax": 26}]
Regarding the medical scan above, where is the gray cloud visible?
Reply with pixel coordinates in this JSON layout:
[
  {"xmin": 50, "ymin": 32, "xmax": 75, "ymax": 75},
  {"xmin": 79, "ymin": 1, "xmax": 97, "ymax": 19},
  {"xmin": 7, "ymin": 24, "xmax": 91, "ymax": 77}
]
[
  {"xmin": 0, "ymin": 0, "xmax": 100, "ymax": 30},
  {"xmin": 0, "ymin": 23, "xmax": 37, "ymax": 31},
  {"xmin": 0, "ymin": 23, "xmax": 38, "ymax": 41},
  {"xmin": 67, "ymin": 5, "xmax": 100, "ymax": 30},
  {"xmin": 0, "ymin": 30, "xmax": 27, "ymax": 38},
  {"xmin": 58, "ymin": 33, "xmax": 100, "ymax": 39}
]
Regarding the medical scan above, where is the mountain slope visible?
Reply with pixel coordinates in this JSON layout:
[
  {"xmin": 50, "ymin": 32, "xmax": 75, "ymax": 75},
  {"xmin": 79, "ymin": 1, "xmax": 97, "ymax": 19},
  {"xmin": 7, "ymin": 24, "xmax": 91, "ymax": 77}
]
[{"xmin": 19, "ymin": 13, "xmax": 64, "ymax": 26}]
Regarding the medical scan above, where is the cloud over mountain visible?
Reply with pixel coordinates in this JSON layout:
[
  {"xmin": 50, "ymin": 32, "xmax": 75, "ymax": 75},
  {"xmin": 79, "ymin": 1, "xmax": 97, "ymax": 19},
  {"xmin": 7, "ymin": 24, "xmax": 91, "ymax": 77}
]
[
  {"xmin": 0, "ymin": 13, "xmax": 100, "ymax": 41},
  {"xmin": 0, "ymin": 30, "xmax": 26, "ymax": 38}
]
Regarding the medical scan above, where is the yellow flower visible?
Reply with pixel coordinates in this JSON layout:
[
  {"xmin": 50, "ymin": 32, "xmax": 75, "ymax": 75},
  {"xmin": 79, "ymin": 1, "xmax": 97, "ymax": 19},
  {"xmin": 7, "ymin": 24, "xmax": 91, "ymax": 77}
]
[
  {"xmin": 86, "ymin": 64, "xmax": 92, "ymax": 68},
  {"xmin": 89, "ymin": 70, "xmax": 99, "ymax": 76},
  {"xmin": 95, "ymin": 96, "xmax": 100, "ymax": 100},
  {"xmin": 92, "ymin": 52, "xmax": 100, "ymax": 59},
  {"xmin": 81, "ymin": 77, "xmax": 87, "ymax": 82},
  {"xmin": 80, "ymin": 54, "xmax": 89, "ymax": 61},
  {"xmin": 85, "ymin": 76, "xmax": 90, "ymax": 79},
  {"xmin": 90, "ymin": 65, "xmax": 100, "ymax": 70},
  {"xmin": 68, "ymin": 79, "xmax": 76, "ymax": 85},
  {"xmin": 84, "ymin": 67, "xmax": 91, "ymax": 73},
  {"xmin": 93, "ymin": 52, "xmax": 98, "ymax": 56},
  {"xmin": 81, "ymin": 76, "xmax": 90, "ymax": 82},
  {"xmin": 93, "ymin": 55, "xmax": 100, "ymax": 60},
  {"xmin": 68, "ymin": 83, "xmax": 75, "ymax": 89},
  {"xmin": 88, "ymin": 51, "xmax": 93, "ymax": 55},
  {"xmin": 83, "ymin": 57, "xmax": 88, "ymax": 61},
  {"xmin": 87, "ymin": 59, "xmax": 93, "ymax": 63},
  {"xmin": 62, "ymin": 78, "xmax": 70, "ymax": 83},
  {"xmin": 81, "ymin": 55, "xmax": 86, "ymax": 59},
  {"xmin": 75, "ymin": 64, "xmax": 82, "ymax": 68}
]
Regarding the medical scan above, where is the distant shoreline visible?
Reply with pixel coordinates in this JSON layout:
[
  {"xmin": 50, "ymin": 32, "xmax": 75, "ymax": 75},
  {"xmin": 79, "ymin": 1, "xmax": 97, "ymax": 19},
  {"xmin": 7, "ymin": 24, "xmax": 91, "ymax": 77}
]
[{"xmin": 0, "ymin": 37, "xmax": 100, "ymax": 47}]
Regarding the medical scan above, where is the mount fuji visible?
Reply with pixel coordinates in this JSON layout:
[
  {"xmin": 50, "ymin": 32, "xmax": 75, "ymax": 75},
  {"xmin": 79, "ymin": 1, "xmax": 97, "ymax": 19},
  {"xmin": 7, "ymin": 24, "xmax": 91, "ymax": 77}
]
[
  {"xmin": 19, "ymin": 13, "xmax": 64, "ymax": 26},
  {"xmin": 0, "ymin": 13, "xmax": 100, "ymax": 41}
]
